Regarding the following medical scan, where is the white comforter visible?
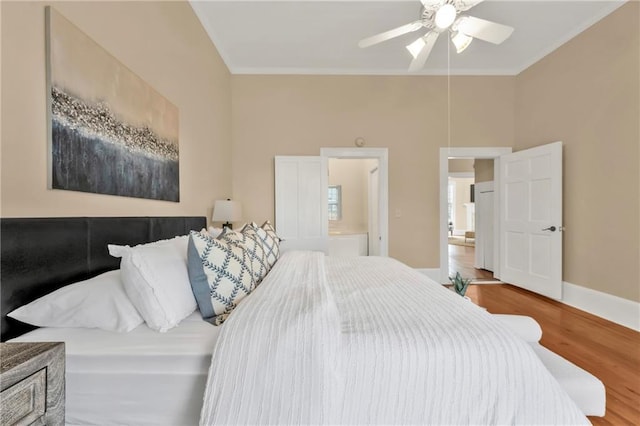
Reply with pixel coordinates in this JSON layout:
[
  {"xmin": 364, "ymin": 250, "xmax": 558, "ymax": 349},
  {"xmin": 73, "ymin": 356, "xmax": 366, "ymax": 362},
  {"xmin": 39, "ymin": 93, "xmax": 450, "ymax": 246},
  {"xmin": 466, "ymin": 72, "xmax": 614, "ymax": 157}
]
[{"xmin": 200, "ymin": 252, "xmax": 588, "ymax": 425}]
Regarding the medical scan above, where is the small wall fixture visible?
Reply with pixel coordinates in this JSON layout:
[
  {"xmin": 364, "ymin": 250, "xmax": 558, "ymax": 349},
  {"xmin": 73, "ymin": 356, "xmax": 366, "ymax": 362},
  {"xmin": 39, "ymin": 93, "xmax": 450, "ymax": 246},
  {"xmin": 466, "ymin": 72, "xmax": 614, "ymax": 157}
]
[{"xmin": 212, "ymin": 199, "xmax": 242, "ymax": 229}]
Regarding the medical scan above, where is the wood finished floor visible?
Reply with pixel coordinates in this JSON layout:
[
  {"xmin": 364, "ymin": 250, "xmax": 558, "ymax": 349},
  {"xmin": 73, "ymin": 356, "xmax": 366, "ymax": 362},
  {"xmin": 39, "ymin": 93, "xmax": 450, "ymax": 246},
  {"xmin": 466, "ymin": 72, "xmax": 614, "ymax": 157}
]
[
  {"xmin": 467, "ymin": 284, "xmax": 640, "ymax": 425},
  {"xmin": 448, "ymin": 243, "xmax": 494, "ymax": 280}
]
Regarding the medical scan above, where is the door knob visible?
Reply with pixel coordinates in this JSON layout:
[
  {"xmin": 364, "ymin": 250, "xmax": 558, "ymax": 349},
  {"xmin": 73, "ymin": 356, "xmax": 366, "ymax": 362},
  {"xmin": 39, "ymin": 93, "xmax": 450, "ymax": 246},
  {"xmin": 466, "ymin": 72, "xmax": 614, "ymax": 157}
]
[{"xmin": 542, "ymin": 226, "xmax": 557, "ymax": 232}]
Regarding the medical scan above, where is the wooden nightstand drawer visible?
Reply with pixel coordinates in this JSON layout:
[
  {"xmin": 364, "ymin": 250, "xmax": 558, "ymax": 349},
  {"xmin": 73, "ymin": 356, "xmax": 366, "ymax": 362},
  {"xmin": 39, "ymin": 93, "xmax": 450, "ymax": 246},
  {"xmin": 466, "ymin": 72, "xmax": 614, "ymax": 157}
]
[
  {"xmin": 0, "ymin": 368, "xmax": 47, "ymax": 425},
  {"xmin": 0, "ymin": 342, "xmax": 65, "ymax": 426}
]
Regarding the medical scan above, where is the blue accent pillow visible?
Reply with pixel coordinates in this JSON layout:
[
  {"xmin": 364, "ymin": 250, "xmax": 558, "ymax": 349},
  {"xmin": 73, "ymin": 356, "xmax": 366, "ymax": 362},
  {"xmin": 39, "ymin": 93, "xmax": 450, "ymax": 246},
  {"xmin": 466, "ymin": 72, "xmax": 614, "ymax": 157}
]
[{"xmin": 187, "ymin": 231, "xmax": 255, "ymax": 325}]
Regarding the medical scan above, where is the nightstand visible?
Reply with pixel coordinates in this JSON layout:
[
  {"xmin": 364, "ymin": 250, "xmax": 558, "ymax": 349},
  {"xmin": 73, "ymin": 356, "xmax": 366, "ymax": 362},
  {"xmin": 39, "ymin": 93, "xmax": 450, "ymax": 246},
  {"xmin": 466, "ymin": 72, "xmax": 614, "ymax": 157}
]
[{"xmin": 0, "ymin": 342, "xmax": 65, "ymax": 425}]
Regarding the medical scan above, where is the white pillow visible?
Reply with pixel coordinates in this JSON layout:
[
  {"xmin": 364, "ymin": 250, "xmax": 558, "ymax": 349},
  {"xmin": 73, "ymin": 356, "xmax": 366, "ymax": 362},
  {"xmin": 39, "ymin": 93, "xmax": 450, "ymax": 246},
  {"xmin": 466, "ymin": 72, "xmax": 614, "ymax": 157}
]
[
  {"xmin": 172, "ymin": 235, "xmax": 189, "ymax": 261},
  {"xmin": 7, "ymin": 270, "xmax": 143, "ymax": 332},
  {"xmin": 207, "ymin": 227, "xmax": 224, "ymax": 238},
  {"xmin": 124, "ymin": 235, "xmax": 189, "ymax": 260},
  {"xmin": 109, "ymin": 237, "xmax": 197, "ymax": 332}
]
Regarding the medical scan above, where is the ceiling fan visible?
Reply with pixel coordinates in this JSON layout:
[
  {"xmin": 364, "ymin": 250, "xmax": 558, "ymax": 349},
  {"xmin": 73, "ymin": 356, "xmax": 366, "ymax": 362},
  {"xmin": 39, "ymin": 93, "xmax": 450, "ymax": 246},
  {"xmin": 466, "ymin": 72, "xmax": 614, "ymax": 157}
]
[{"xmin": 358, "ymin": 0, "xmax": 514, "ymax": 71}]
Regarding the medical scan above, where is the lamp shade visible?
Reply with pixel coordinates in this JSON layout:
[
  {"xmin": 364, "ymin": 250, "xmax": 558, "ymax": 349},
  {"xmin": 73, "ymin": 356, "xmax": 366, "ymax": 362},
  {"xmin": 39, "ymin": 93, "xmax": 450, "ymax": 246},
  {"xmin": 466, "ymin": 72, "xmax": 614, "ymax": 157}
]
[{"xmin": 212, "ymin": 199, "xmax": 242, "ymax": 223}]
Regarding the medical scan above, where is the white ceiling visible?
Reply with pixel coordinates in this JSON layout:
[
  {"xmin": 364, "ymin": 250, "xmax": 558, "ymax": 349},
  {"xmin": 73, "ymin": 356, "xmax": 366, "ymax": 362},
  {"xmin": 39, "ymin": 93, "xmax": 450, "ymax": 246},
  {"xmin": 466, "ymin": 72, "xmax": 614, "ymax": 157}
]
[{"xmin": 190, "ymin": 0, "xmax": 626, "ymax": 75}]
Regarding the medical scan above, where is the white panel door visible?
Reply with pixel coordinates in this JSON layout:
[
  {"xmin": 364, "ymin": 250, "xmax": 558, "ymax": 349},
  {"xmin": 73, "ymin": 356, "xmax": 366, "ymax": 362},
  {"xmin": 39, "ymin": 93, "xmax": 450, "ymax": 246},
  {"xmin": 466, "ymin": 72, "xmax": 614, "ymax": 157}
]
[
  {"xmin": 499, "ymin": 142, "xmax": 563, "ymax": 299},
  {"xmin": 275, "ymin": 156, "xmax": 328, "ymax": 253}
]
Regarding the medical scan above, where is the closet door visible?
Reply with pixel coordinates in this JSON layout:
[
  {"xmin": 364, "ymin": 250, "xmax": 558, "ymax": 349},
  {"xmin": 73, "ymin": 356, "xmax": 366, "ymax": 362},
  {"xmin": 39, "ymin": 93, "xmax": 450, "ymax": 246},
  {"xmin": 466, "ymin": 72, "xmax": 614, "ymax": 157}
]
[
  {"xmin": 474, "ymin": 181, "xmax": 494, "ymax": 271},
  {"xmin": 274, "ymin": 156, "xmax": 328, "ymax": 253}
]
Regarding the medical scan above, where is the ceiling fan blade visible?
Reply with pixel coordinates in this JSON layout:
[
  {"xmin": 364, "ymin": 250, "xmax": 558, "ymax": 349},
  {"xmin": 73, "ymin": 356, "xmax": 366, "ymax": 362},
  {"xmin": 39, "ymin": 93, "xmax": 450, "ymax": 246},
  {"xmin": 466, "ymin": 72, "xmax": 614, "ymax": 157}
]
[
  {"xmin": 454, "ymin": 0, "xmax": 485, "ymax": 12},
  {"xmin": 408, "ymin": 31, "xmax": 439, "ymax": 72},
  {"xmin": 358, "ymin": 21, "xmax": 423, "ymax": 48},
  {"xmin": 456, "ymin": 16, "xmax": 514, "ymax": 44}
]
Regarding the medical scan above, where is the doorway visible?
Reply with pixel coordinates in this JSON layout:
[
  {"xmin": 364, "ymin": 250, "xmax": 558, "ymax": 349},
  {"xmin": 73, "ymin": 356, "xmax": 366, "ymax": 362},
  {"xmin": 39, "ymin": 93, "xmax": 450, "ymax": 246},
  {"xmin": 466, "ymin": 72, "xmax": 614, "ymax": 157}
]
[
  {"xmin": 447, "ymin": 160, "xmax": 495, "ymax": 281},
  {"xmin": 439, "ymin": 147, "xmax": 512, "ymax": 283},
  {"xmin": 447, "ymin": 164, "xmax": 478, "ymax": 279},
  {"xmin": 321, "ymin": 147, "xmax": 389, "ymax": 257},
  {"xmin": 326, "ymin": 158, "xmax": 379, "ymax": 256}
]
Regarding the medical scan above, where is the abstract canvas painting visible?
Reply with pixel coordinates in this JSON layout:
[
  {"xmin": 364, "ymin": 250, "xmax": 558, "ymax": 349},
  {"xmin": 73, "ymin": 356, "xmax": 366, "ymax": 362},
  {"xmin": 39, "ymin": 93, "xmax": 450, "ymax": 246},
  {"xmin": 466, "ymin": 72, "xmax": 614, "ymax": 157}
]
[{"xmin": 46, "ymin": 7, "xmax": 179, "ymax": 202}]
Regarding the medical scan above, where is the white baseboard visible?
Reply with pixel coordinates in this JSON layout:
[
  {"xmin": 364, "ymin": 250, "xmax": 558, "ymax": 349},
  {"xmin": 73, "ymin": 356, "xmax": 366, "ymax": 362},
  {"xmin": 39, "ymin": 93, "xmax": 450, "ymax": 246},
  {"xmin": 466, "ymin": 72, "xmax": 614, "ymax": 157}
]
[
  {"xmin": 415, "ymin": 268, "xmax": 440, "ymax": 282},
  {"xmin": 416, "ymin": 268, "xmax": 640, "ymax": 331},
  {"xmin": 415, "ymin": 271, "xmax": 638, "ymax": 331},
  {"xmin": 562, "ymin": 281, "xmax": 640, "ymax": 332}
]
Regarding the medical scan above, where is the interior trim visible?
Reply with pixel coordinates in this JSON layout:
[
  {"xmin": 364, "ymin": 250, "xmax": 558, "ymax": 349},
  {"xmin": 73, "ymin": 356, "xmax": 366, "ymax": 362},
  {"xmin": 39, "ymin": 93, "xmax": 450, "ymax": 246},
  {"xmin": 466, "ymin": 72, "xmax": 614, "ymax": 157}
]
[
  {"xmin": 562, "ymin": 281, "xmax": 640, "ymax": 332},
  {"xmin": 439, "ymin": 147, "xmax": 512, "ymax": 283},
  {"xmin": 321, "ymin": 147, "xmax": 389, "ymax": 258}
]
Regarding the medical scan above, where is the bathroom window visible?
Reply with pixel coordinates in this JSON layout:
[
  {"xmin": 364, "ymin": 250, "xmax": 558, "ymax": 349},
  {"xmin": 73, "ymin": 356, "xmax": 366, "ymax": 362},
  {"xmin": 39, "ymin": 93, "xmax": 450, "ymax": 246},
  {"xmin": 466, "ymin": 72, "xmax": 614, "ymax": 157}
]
[{"xmin": 328, "ymin": 185, "xmax": 342, "ymax": 221}]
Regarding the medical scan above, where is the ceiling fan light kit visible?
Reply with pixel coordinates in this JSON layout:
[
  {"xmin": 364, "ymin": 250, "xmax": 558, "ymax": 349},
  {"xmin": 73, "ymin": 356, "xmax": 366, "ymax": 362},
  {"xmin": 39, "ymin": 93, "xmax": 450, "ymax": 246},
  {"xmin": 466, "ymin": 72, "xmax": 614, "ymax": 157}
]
[
  {"xmin": 358, "ymin": 0, "xmax": 514, "ymax": 71},
  {"xmin": 451, "ymin": 31, "xmax": 473, "ymax": 53},
  {"xmin": 434, "ymin": 4, "xmax": 457, "ymax": 29},
  {"xmin": 406, "ymin": 37, "xmax": 426, "ymax": 59}
]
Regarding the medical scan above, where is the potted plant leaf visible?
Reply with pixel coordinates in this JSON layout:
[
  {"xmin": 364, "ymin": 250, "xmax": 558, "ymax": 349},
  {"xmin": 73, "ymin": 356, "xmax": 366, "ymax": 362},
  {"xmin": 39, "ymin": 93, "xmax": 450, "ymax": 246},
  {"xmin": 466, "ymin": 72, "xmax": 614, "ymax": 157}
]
[{"xmin": 449, "ymin": 272, "xmax": 472, "ymax": 299}]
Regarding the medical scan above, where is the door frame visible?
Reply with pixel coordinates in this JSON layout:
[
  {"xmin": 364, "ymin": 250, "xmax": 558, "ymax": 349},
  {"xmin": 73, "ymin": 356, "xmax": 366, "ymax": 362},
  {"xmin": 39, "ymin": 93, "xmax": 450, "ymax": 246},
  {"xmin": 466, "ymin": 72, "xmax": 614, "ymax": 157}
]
[
  {"xmin": 439, "ymin": 147, "xmax": 512, "ymax": 283},
  {"xmin": 321, "ymin": 147, "xmax": 389, "ymax": 257}
]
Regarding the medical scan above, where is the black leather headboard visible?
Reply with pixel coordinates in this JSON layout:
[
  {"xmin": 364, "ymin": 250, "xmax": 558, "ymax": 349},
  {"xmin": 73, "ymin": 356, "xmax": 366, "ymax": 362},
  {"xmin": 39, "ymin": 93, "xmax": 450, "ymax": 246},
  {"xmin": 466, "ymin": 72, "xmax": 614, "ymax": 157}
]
[{"xmin": 0, "ymin": 216, "xmax": 206, "ymax": 341}]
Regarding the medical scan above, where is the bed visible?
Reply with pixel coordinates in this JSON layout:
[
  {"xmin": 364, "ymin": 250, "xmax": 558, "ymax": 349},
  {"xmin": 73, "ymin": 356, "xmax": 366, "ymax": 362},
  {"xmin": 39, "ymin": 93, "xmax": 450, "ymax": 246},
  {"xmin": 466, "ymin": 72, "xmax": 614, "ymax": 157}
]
[
  {"xmin": 1, "ymin": 216, "xmax": 590, "ymax": 425},
  {"xmin": 9, "ymin": 311, "xmax": 220, "ymax": 425},
  {"xmin": 1, "ymin": 217, "xmax": 212, "ymax": 425}
]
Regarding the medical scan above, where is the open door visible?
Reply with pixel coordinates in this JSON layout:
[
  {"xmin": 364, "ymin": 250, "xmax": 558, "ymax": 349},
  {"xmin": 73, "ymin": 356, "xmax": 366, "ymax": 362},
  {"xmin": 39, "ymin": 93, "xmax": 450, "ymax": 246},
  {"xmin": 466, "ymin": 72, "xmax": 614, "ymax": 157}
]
[{"xmin": 499, "ymin": 142, "xmax": 563, "ymax": 299}]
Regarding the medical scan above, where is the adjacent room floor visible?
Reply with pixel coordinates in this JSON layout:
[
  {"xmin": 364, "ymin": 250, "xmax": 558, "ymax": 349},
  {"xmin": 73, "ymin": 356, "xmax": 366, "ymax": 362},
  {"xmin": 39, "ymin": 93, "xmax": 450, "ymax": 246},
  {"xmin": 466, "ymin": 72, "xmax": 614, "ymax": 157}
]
[{"xmin": 448, "ymin": 238, "xmax": 494, "ymax": 281}]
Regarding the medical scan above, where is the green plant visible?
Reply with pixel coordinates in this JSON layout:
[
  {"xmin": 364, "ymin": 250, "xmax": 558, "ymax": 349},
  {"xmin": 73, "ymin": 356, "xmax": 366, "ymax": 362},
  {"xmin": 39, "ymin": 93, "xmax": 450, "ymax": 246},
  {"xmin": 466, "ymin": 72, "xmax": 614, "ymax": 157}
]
[{"xmin": 449, "ymin": 272, "xmax": 472, "ymax": 297}]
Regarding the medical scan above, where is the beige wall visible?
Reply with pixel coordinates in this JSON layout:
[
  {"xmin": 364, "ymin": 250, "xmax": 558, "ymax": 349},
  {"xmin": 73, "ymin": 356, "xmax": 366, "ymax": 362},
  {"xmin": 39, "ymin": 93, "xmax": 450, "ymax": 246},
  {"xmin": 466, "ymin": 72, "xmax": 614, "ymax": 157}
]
[
  {"xmin": 448, "ymin": 159, "xmax": 474, "ymax": 173},
  {"xmin": 448, "ymin": 159, "xmax": 493, "ymax": 182},
  {"xmin": 328, "ymin": 159, "xmax": 375, "ymax": 234},
  {"xmin": 474, "ymin": 159, "xmax": 494, "ymax": 183},
  {"xmin": 232, "ymin": 75, "xmax": 515, "ymax": 267},
  {"xmin": 515, "ymin": 2, "xmax": 639, "ymax": 301},
  {"xmin": 450, "ymin": 177, "xmax": 474, "ymax": 232},
  {"xmin": 1, "ymin": 1, "xmax": 232, "ymax": 221},
  {"xmin": 4, "ymin": 1, "xmax": 634, "ymax": 304}
]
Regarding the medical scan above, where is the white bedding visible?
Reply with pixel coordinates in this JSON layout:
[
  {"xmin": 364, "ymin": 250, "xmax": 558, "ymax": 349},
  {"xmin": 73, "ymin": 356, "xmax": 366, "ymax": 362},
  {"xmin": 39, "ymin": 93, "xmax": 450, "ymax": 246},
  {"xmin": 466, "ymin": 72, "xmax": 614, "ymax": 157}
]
[
  {"xmin": 201, "ymin": 252, "xmax": 589, "ymax": 425},
  {"xmin": 10, "ymin": 311, "xmax": 220, "ymax": 426}
]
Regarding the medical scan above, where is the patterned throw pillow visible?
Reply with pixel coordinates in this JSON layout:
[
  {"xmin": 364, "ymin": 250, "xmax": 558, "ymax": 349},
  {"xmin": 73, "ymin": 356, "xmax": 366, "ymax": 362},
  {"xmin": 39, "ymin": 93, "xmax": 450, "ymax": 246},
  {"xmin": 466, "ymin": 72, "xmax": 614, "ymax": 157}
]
[
  {"xmin": 219, "ymin": 228, "xmax": 269, "ymax": 285},
  {"xmin": 244, "ymin": 221, "xmax": 281, "ymax": 269},
  {"xmin": 187, "ymin": 231, "xmax": 256, "ymax": 325}
]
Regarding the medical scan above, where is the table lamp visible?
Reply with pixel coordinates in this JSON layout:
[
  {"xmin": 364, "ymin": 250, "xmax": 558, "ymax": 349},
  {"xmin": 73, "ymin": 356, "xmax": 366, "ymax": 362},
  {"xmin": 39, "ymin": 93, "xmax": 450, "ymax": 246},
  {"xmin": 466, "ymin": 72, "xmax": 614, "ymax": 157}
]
[{"xmin": 212, "ymin": 199, "xmax": 242, "ymax": 229}]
